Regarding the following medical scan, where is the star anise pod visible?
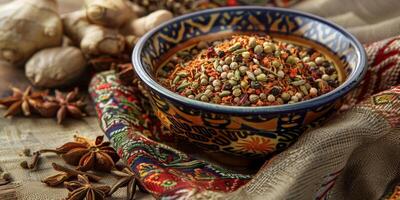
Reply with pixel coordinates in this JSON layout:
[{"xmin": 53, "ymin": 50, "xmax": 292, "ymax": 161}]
[
  {"xmin": 0, "ymin": 86, "xmax": 47, "ymax": 117},
  {"xmin": 109, "ymin": 167, "xmax": 137, "ymax": 200},
  {"xmin": 64, "ymin": 175, "xmax": 110, "ymax": 200},
  {"xmin": 45, "ymin": 88, "xmax": 87, "ymax": 124},
  {"xmin": 56, "ymin": 135, "xmax": 119, "ymax": 172},
  {"xmin": 42, "ymin": 163, "xmax": 101, "ymax": 187}
]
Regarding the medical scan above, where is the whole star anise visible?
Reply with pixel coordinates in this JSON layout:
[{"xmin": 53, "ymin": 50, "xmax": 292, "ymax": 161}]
[
  {"xmin": 109, "ymin": 167, "xmax": 137, "ymax": 200},
  {"xmin": 64, "ymin": 175, "xmax": 110, "ymax": 200},
  {"xmin": 56, "ymin": 135, "xmax": 119, "ymax": 172},
  {"xmin": 46, "ymin": 88, "xmax": 87, "ymax": 124},
  {"xmin": 0, "ymin": 86, "xmax": 46, "ymax": 117},
  {"xmin": 42, "ymin": 163, "xmax": 101, "ymax": 187}
]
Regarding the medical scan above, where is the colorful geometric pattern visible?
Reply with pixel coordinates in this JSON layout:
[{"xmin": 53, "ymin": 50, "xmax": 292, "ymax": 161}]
[
  {"xmin": 134, "ymin": 7, "xmax": 365, "ymax": 157},
  {"xmin": 344, "ymin": 36, "xmax": 400, "ymax": 108},
  {"xmin": 89, "ymin": 71, "xmax": 251, "ymax": 199}
]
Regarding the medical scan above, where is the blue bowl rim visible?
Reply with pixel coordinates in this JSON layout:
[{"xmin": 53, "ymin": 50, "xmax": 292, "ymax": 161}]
[{"xmin": 132, "ymin": 6, "xmax": 367, "ymax": 115}]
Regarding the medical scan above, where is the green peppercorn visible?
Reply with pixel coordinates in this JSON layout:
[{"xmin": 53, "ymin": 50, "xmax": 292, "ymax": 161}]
[
  {"xmin": 248, "ymin": 37, "xmax": 257, "ymax": 48},
  {"xmin": 249, "ymin": 94, "xmax": 259, "ymax": 103},
  {"xmin": 286, "ymin": 56, "xmax": 297, "ymax": 65},
  {"xmin": 230, "ymin": 62, "xmax": 238, "ymax": 70},
  {"xmin": 185, "ymin": 90, "xmax": 192, "ymax": 96},
  {"xmin": 200, "ymin": 95, "xmax": 209, "ymax": 102},
  {"xmin": 259, "ymin": 93, "xmax": 267, "ymax": 100},
  {"xmin": 232, "ymin": 88, "xmax": 242, "ymax": 97},
  {"xmin": 267, "ymin": 94, "xmax": 275, "ymax": 102},
  {"xmin": 200, "ymin": 78, "xmax": 208, "ymax": 85},
  {"xmin": 315, "ymin": 57, "xmax": 325, "ymax": 65},
  {"xmin": 228, "ymin": 79, "xmax": 237, "ymax": 86},
  {"xmin": 239, "ymin": 66, "xmax": 248, "ymax": 74},
  {"xmin": 253, "ymin": 69, "xmax": 262, "ymax": 76},
  {"xmin": 191, "ymin": 82, "xmax": 199, "ymax": 89},
  {"xmin": 302, "ymin": 56, "xmax": 310, "ymax": 62},
  {"xmin": 272, "ymin": 60, "xmax": 281, "ymax": 68},
  {"xmin": 242, "ymin": 51, "xmax": 250, "ymax": 58},
  {"xmin": 213, "ymin": 96, "xmax": 221, "ymax": 103},
  {"xmin": 263, "ymin": 45, "xmax": 273, "ymax": 53},
  {"xmin": 274, "ymin": 51, "xmax": 281, "ymax": 57},
  {"xmin": 322, "ymin": 74, "xmax": 330, "ymax": 81},
  {"xmin": 225, "ymin": 56, "xmax": 232, "ymax": 64},
  {"xmin": 212, "ymin": 79, "xmax": 221, "ymax": 87},
  {"xmin": 227, "ymin": 72, "xmax": 234, "ymax": 79},
  {"xmin": 254, "ymin": 45, "xmax": 263, "ymax": 54},
  {"xmin": 204, "ymin": 89, "xmax": 213, "ymax": 97},
  {"xmin": 308, "ymin": 62, "xmax": 316, "ymax": 68},
  {"xmin": 281, "ymin": 92, "xmax": 291, "ymax": 101},
  {"xmin": 200, "ymin": 73, "xmax": 208, "ymax": 80},
  {"xmin": 256, "ymin": 73, "xmax": 267, "ymax": 81},
  {"xmin": 216, "ymin": 65, "xmax": 223, "ymax": 72}
]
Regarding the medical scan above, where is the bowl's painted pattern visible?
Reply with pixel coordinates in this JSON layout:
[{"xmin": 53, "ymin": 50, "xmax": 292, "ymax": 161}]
[{"xmin": 133, "ymin": 7, "xmax": 367, "ymax": 157}]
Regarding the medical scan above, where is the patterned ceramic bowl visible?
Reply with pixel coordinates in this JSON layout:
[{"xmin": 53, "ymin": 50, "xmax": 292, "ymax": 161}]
[{"xmin": 132, "ymin": 6, "xmax": 367, "ymax": 159}]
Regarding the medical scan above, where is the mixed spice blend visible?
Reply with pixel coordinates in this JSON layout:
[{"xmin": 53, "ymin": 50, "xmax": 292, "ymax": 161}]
[{"xmin": 157, "ymin": 34, "xmax": 340, "ymax": 106}]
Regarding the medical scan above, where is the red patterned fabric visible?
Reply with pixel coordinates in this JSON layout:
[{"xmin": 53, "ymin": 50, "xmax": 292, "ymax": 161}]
[{"xmin": 345, "ymin": 36, "xmax": 400, "ymax": 107}]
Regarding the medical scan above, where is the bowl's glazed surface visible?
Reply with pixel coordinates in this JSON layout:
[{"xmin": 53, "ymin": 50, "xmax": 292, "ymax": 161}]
[{"xmin": 133, "ymin": 7, "xmax": 367, "ymax": 158}]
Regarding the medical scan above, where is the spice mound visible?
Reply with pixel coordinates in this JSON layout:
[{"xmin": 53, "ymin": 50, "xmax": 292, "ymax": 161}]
[{"xmin": 157, "ymin": 34, "xmax": 340, "ymax": 106}]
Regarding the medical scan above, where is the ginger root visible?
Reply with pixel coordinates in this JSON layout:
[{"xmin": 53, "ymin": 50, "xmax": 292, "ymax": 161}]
[
  {"xmin": 84, "ymin": 0, "xmax": 136, "ymax": 28},
  {"xmin": 0, "ymin": 0, "xmax": 63, "ymax": 65},
  {"xmin": 121, "ymin": 9, "xmax": 173, "ymax": 36},
  {"xmin": 63, "ymin": 11, "xmax": 125, "ymax": 55},
  {"xmin": 25, "ymin": 47, "xmax": 87, "ymax": 88}
]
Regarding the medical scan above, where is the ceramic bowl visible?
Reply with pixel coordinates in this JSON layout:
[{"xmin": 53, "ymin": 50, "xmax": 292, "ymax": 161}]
[{"xmin": 132, "ymin": 6, "xmax": 367, "ymax": 158}]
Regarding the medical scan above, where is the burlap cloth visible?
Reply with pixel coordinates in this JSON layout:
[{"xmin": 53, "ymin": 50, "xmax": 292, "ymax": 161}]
[{"xmin": 0, "ymin": 114, "xmax": 153, "ymax": 200}]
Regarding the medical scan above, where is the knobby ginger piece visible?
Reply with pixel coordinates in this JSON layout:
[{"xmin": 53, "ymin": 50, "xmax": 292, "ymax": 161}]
[
  {"xmin": 121, "ymin": 9, "xmax": 173, "ymax": 36},
  {"xmin": 25, "ymin": 47, "xmax": 87, "ymax": 88},
  {"xmin": 85, "ymin": 0, "xmax": 136, "ymax": 28},
  {"xmin": 0, "ymin": 0, "xmax": 63, "ymax": 65},
  {"xmin": 62, "ymin": 10, "xmax": 125, "ymax": 55}
]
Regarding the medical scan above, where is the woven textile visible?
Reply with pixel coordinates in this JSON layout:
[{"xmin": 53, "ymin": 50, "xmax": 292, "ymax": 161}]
[{"xmin": 89, "ymin": 35, "xmax": 400, "ymax": 199}]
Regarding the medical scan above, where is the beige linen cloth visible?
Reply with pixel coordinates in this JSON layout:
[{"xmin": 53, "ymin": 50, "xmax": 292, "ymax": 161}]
[{"xmin": 1, "ymin": 0, "xmax": 400, "ymax": 199}]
